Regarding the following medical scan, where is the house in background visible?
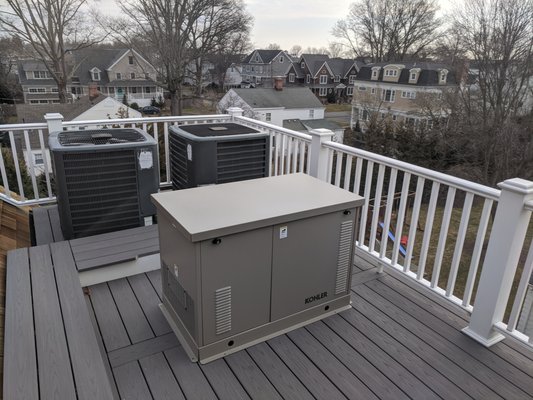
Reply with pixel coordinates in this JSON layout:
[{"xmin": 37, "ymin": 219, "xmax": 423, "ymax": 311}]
[
  {"xmin": 240, "ymin": 49, "xmax": 293, "ymax": 87},
  {"xmin": 223, "ymin": 63, "xmax": 243, "ymax": 89},
  {"xmin": 287, "ymin": 54, "xmax": 362, "ymax": 101},
  {"xmin": 15, "ymin": 91, "xmax": 141, "ymax": 177},
  {"xmin": 350, "ymin": 62, "xmax": 457, "ymax": 131},
  {"xmin": 283, "ymin": 118, "xmax": 345, "ymax": 143},
  {"xmin": 18, "ymin": 48, "xmax": 164, "ymax": 107},
  {"xmin": 217, "ymin": 80, "xmax": 325, "ymax": 126}
]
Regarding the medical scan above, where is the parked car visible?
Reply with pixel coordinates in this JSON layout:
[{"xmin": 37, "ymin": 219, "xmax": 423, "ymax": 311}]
[{"xmin": 141, "ymin": 106, "xmax": 161, "ymax": 115}]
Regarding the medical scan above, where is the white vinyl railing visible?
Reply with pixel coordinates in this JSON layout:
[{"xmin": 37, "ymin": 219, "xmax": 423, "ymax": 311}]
[{"xmin": 1, "ymin": 107, "xmax": 533, "ymax": 349}]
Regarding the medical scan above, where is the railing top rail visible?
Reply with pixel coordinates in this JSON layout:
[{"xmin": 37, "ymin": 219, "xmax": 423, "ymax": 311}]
[
  {"xmin": 235, "ymin": 116, "xmax": 313, "ymax": 142},
  {"xmin": 324, "ymin": 140, "xmax": 501, "ymax": 201},
  {"xmin": 61, "ymin": 114, "xmax": 231, "ymax": 128},
  {"xmin": 0, "ymin": 122, "xmax": 49, "ymax": 130}
]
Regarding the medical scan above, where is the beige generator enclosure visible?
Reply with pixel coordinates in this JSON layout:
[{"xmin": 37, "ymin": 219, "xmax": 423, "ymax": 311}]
[{"xmin": 152, "ymin": 173, "xmax": 364, "ymax": 363}]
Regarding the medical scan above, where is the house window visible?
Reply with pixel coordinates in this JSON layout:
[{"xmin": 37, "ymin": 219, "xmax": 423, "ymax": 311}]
[
  {"xmin": 361, "ymin": 110, "xmax": 369, "ymax": 121},
  {"xmin": 319, "ymin": 87, "xmax": 327, "ymax": 96},
  {"xmin": 279, "ymin": 56, "xmax": 284, "ymax": 63},
  {"xmin": 129, "ymin": 55, "xmax": 134, "ymax": 65},
  {"xmin": 410, "ymin": 72, "xmax": 417, "ymax": 80},
  {"xmin": 358, "ymin": 86, "xmax": 366, "ymax": 91},
  {"xmin": 309, "ymin": 109, "xmax": 314, "ymax": 118},
  {"xmin": 251, "ymin": 66, "xmax": 255, "ymax": 72},
  {"xmin": 349, "ymin": 75, "xmax": 356, "ymax": 84},
  {"xmin": 306, "ymin": 74, "xmax": 310, "ymax": 84},
  {"xmin": 319, "ymin": 75, "xmax": 327, "ymax": 84},
  {"xmin": 259, "ymin": 66, "xmax": 263, "ymax": 73},
  {"xmin": 371, "ymin": 88, "xmax": 376, "ymax": 94},
  {"xmin": 401, "ymin": 91, "xmax": 416, "ymax": 99},
  {"xmin": 91, "ymin": 69, "xmax": 101, "ymax": 81},
  {"xmin": 440, "ymin": 71, "xmax": 447, "ymax": 83},
  {"xmin": 130, "ymin": 72, "xmax": 136, "ymax": 79},
  {"xmin": 382, "ymin": 89, "xmax": 395, "ymax": 102},
  {"xmin": 33, "ymin": 152, "xmax": 44, "ymax": 166},
  {"xmin": 289, "ymin": 73, "xmax": 295, "ymax": 83},
  {"xmin": 392, "ymin": 115, "xmax": 397, "ymax": 121},
  {"xmin": 334, "ymin": 75, "xmax": 340, "ymax": 83},
  {"xmin": 131, "ymin": 87, "xmax": 138, "ymax": 94},
  {"xmin": 29, "ymin": 100, "xmax": 39, "ymax": 104},
  {"xmin": 29, "ymin": 88, "xmax": 46, "ymax": 93},
  {"xmin": 301, "ymin": 62, "xmax": 305, "ymax": 69},
  {"xmin": 51, "ymin": 88, "xmax": 58, "ymax": 93},
  {"xmin": 246, "ymin": 65, "xmax": 250, "ymax": 72},
  {"xmin": 145, "ymin": 86, "xmax": 151, "ymax": 93},
  {"xmin": 145, "ymin": 73, "xmax": 150, "ymax": 79},
  {"xmin": 384, "ymin": 69, "xmax": 398, "ymax": 77},
  {"xmin": 371, "ymin": 70, "xmax": 378, "ymax": 79},
  {"xmin": 116, "ymin": 73, "xmax": 122, "ymax": 80},
  {"xmin": 266, "ymin": 113, "xmax": 271, "ymax": 122},
  {"xmin": 347, "ymin": 87, "xmax": 354, "ymax": 96},
  {"xmin": 406, "ymin": 117, "xmax": 416, "ymax": 126},
  {"xmin": 109, "ymin": 87, "xmax": 115, "ymax": 94},
  {"xmin": 33, "ymin": 71, "xmax": 50, "ymax": 79},
  {"xmin": 255, "ymin": 55, "xmax": 259, "ymax": 62},
  {"xmin": 51, "ymin": 100, "xmax": 60, "ymax": 104}
]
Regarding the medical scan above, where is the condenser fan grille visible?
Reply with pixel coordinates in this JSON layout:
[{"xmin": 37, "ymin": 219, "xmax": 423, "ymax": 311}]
[{"xmin": 58, "ymin": 129, "xmax": 146, "ymax": 146}]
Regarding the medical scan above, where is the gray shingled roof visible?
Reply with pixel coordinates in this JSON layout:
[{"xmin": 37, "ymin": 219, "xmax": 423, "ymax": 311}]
[
  {"xmin": 232, "ymin": 87, "xmax": 324, "ymax": 109},
  {"xmin": 300, "ymin": 54, "xmax": 330, "ymax": 76},
  {"xmin": 242, "ymin": 50, "xmax": 283, "ymax": 64},
  {"xmin": 283, "ymin": 118, "xmax": 342, "ymax": 132},
  {"xmin": 16, "ymin": 94, "xmax": 108, "ymax": 123},
  {"xmin": 356, "ymin": 62, "xmax": 456, "ymax": 86}
]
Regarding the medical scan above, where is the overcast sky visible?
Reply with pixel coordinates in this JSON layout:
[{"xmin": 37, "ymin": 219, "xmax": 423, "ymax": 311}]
[{"xmin": 98, "ymin": 0, "xmax": 453, "ymax": 51}]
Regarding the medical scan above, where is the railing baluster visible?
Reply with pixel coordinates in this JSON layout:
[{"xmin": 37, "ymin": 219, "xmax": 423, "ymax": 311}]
[
  {"xmin": 292, "ymin": 139, "xmax": 298, "ymax": 173},
  {"xmin": 334, "ymin": 152, "xmax": 343, "ymax": 187},
  {"xmin": 8, "ymin": 131, "xmax": 25, "ymax": 199},
  {"xmin": 325, "ymin": 149, "xmax": 333, "ymax": 183},
  {"xmin": 298, "ymin": 141, "xmax": 305, "ymax": 173},
  {"xmin": 404, "ymin": 177, "xmax": 425, "ymax": 272},
  {"xmin": 379, "ymin": 169, "xmax": 398, "ymax": 260},
  {"xmin": 280, "ymin": 134, "xmax": 286, "ymax": 175},
  {"xmin": 286, "ymin": 137, "xmax": 293, "ymax": 173},
  {"xmin": 305, "ymin": 142, "xmax": 311, "ymax": 175},
  {"xmin": 417, "ymin": 182, "xmax": 440, "ymax": 280},
  {"xmin": 23, "ymin": 130, "xmax": 39, "ymax": 200},
  {"xmin": 507, "ymin": 238, "xmax": 533, "ymax": 332},
  {"xmin": 353, "ymin": 158, "xmax": 363, "ymax": 195},
  {"xmin": 391, "ymin": 172, "xmax": 411, "ymax": 266},
  {"xmin": 0, "ymin": 144, "xmax": 11, "ymax": 197},
  {"xmin": 38, "ymin": 129, "xmax": 53, "ymax": 198},
  {"xmin": 369, "ymin": 164, "xmax": 386, "ymax": 253},
  {"xmin": 431, "ymin": 187, "xmax": 457, "ymax": 289},
  {"xmin": 463, "ymin": 199, "xmax": 494, "ymax": 307},
  {"xmin": 343, "ymin": 155, "xmax": 353, "ymax": 190},
  {"xmin": 163, "ymin": 122, "xmax": 170, "ymax": 184},
  {"xmin": 446, "ymin": 192, "xmax": 474, "ymax": 297},
  {"xmin": 358, "ymin": 161, "xmax": 374, "ymax": 246}
]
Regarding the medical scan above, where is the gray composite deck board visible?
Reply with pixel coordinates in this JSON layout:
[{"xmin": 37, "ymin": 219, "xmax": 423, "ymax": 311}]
[
  {"xmin": 139, "ymin": 353, "xmax": 186, "ymax": 400},
  {"xmin": 369, "ymin": 277, "xmax": 533, "ymax": 393},
  {"xmin": 3, "ymin": 249, "xmax": 39, "ymax": 400},
  {"xmin": 113, "ymin": 361, "xmax": 154, "ymax": 400},
  {"xmin": 50, "ymin": 241, "xmax": 116, "ymax": 400},
  {"xmin": 75, "ymin": 241, "xmax": 160, "ymax": 270},
  {"xmin": 127, "ymin": 273, "xmax": 171, "ymax": 336},
  {"xmin": 33, "ymin": 207, "xmax": 54, "ymax": 245},
  {"xmin": 89, "ymin": 282, "xmax": 131, "ymax": 352},
  {"xmin": 29, "ymin": 246, "xmax": 77, "ymax": 400},
  {"xmin": 71, "ymin": 226, "xmax": 158, "ymax": 255},
  {"xmin": 108, "ymin": 278, "xmax": 155, "ymax": 343},
  {"xmin": 350, "ymin": 268, "xmax": 381, "ymax": 287},
  {"xmin": 48, "ymin": 206, "xmax": 64, "ymax": 242},
  {"xmin": 287, "ymin": 328, "xmax": 380, "ymax": 400},
  {"xmin": 108, "ymin": 333, "xmax": 179, "ymax": 368},
  {"xmin": 224, "ymin": 350, "xmax": 284, "ymax": 400},
  {"xmin": 146, "ymin": 269, "xmax": 163, "ymax": 298},
  {"xmin": 246, "ymin": 342, "xmax": 314, "ymax": 400},
  {"xmin": 358, "ymin": 282, "xmax": 532, "ymax": 399},
  {"xmin": 200, "ymin": 359, "xmax": 251, "ymax": 400}
]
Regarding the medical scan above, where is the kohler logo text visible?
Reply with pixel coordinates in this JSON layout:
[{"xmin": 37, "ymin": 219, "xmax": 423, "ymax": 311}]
[{"xmin": 305, "ymin": 292, "xmax": 328, "ymax": 304}]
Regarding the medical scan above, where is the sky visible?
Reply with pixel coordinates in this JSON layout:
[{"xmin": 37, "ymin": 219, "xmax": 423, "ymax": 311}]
[{"xmin": 98, "ymin": 0, "xmax": 453, "ymax": 52}]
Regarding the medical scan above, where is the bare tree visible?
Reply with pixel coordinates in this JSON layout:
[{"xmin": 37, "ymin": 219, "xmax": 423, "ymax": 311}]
[
  {"xmin": 265, "ymin": 43, "xmax": 281, "ymax": 50},
  {"xmin": 302, "ymin": 46, "xmax": 330, "ymax": 55},
  {"xmin": 333, "ymin": 0, "xmax": 441, "ymax": 62},
  {"xmin": 327, "ymin": 42, "xmax": 346, "ymax": 58},
  {"xmin": 451, "ymin": 0, "xmax": 533, "ymax": 184},
  {"xmin": 290, "ymin": 44, "xmax": 302, "ymax": 57},
  {"xmin": 0, "ymin": 0, "xmax": 102, "ymax": 103}
]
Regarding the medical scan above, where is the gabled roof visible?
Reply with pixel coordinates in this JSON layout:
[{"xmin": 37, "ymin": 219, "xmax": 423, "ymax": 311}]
[
  {"xmin": 230, "ymin": 87, "xmax": 324, "ymax": 109},
  {"xmin": 288, "ymin": 63, "xmax": 304, "ymax": 79},
  {"xmin": 283, "ymin": 118, "xmax": 342, "ymax": 132},
  {"xmin": 355, "ymin": 62, "xmax": 457, "ymax": 86},
  {"xmin": 300, "ymin": 54, "xmax": 330, "ymax": 76},
  {"xmin": 242, "ymin": 50, "xmax": 284, "ymax": 64}
]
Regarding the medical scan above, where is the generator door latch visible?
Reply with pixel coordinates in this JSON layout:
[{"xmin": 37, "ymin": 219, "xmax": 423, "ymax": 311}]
[
  {"xmin": 343, "ymin": 210, "xmax": 352, "ymax": 215},
  {"xmin": 212, "ymin": 237, "xmax": 222, "ymax": 245}
]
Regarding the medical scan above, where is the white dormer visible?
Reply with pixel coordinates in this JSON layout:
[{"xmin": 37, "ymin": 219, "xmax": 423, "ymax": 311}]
[
  {"xmin": 409, "ymin": 68, "xmax": 421, "ymax": 84},
  {"xmin": 90, "ymin": 67, "xmax": 101, "ymax": 81},
  {"xmin": 382, "ymin": 64, "xmax": 404, "ymax": 82},
  {"xmin": 371, "ymin": 66, "xmax": 381, "ymax": 80},
  {"xmin": 438, "ymin": 69, "xmax": 449, "ymax": 84}
]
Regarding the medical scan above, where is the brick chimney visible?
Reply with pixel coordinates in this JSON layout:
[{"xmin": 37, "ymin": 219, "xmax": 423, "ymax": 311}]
[
  {"xmin": 273, "ymin": 76, "xmax": 284, "ymax": 91},
  {"xmin": 88, "ymin": 82, "xmax": 99, "ymax": 99}
]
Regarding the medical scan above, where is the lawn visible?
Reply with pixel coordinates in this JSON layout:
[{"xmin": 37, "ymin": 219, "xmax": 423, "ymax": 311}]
[{"xmin": 325, "ymin": 103, "xmax": 352, "ymax": 112}]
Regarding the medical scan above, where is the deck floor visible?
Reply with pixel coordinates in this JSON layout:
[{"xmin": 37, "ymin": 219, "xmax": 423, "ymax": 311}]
[{"xmin": 84, "ymin": 262, "xmax": 533, "ymax": 400}]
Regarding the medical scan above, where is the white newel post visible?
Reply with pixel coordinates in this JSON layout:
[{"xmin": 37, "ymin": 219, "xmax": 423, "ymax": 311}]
[
  {"xmin": 463, "ymin": 178, "xmax": 533, "ymax": 346},
  {"xmin": 44, "ymin": 113, "xmax": 64, "ymax": 133},
  {"xmin": 226, "ymin": 107, "xmax": 243, "ymax": 121},
  {"xmin": 309, "ymin": 129, "xmax": 334, "ymax": 181}
]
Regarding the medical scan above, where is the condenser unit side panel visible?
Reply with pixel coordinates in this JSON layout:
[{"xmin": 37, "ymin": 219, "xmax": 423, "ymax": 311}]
[
  {"xmin": 159, "ymin": 213, "xmax": 200, "ymax": 342},
  {"xmin": 200, "ymin": 227, "xmax": 273, "ymax": 346},
  {"xmin": 193, "ymin": 141, "xmax": 218, "ymax": 186},
  {"xmin": 50, "ymin": 150, "xmax": 75, "ymax": 239},
  {"xmin": 270, "ymin": 209, "xmax": 356, "ymax": 321}
]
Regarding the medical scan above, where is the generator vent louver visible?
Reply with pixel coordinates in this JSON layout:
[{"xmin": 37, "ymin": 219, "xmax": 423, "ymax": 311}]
[
  {"xmin": 49, "ymin": 128, "xmax": 159, "ymax": 239},
  {"xmin": 335, "ymin": 220, "xmax": 353, "ymax": 295},
  {"xmin": 169, "ymin": 123, "xmax": 270, "ymax": 190}
]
